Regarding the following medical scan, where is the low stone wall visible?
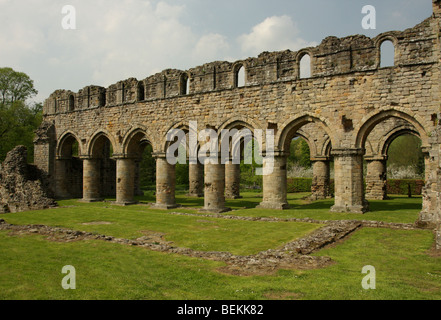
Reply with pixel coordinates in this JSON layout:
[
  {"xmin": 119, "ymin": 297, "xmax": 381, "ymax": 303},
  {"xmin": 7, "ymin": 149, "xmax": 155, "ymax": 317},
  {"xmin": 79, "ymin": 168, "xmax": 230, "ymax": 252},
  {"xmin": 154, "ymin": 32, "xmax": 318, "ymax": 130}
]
[{"xmin": 0, "ymin": 146, "xmax": 56, "ymax": 214}]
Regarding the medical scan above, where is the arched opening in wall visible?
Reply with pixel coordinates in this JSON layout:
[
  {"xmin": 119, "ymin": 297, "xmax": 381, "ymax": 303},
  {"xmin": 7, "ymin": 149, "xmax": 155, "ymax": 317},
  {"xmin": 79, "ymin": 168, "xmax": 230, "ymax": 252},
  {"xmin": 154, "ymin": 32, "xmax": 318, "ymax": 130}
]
[
  {"xmin": 100, "ymin": 90, "xmax": 106, "ymax": 107},
  {"xmin": 90, "ymin": 134, "xmax": 116, "ymax": 199},
  {"xmin": 278, "ymin": 118, "xmax": 333, "ymax": 206},
  {"xmin": 299, "ymin": 54, "xmax": 311, "ymax": 79},
  {"xmin": 137, "ymin": 142, "xmax": 156, "ymax": 202},
  {"xmin": 287, "ymin": 137, "xmax": 312, "ymax": 181},
  {"xmin": 219, "ymin": 122, "xmax": 260, "ymax": 204},
  {"xmin": 124, "ymin": 131, "xmax": 156, "ymax": 203},
  {"xmin": 361, "ymin": 115, "xmax": 425, "ymax": 210},
  {"xmin": 235, "ymin": 65, "xmax": 245, "ymax": 88},
  {"xmin": 138, "ymin": 82, "xmax": 145, "ymax": 101},
  {"xmin": 57, "ymin": 134, "xmax": 83, "ymax": 199},
  {"xmin": 68, "ymin": 95, "xmax": 75, "ymax": 111},
  {"xmin": 180, "ymin": 74, "xmax": 190, "ymax": 95},
  {"xmin": 380, "ymin": 40, "xmax": 395, "ymax": 68},
  {"xmin": 240, "ymin": 137, "xmax": 263, "ymax": 195}
]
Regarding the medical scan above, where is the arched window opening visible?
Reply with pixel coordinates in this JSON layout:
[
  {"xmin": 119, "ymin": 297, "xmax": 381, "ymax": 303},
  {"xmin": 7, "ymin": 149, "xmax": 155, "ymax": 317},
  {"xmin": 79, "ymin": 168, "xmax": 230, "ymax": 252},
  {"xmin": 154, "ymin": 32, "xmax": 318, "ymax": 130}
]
[
  {"xmin": 236, "ymin": 65, "xmax": 245, "ymax": 88},
  {"xmin": 380, "ymin": 40, "xmax": 395, "ymax": 68},
  {"xmin": 68, "ymin": 95, "xmax": 75, "ymax": 111},
  {"xmin": 138, "ymin": 82, "xmax": 145, "ymax": 101},
  {"xmin": 180, "ymin": 74, "xmax": 190, "ymax": 95},
  {"xmin": 299, "ymin": 54, "xmax": 311, "ymax": 79}
]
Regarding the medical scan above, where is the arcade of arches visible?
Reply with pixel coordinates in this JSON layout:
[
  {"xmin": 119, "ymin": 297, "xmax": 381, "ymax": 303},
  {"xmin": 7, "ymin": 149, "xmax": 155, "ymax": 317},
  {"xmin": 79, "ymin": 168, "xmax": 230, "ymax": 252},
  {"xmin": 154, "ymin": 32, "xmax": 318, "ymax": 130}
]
[{"xmin": 35, "ymin": 2, "xmax": 441, "ymax": 238}]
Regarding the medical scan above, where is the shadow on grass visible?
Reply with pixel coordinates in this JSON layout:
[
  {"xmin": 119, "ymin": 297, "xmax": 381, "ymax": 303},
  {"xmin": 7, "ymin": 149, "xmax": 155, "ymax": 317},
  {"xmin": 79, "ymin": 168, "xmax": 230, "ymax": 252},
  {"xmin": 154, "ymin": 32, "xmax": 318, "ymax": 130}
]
[{"xmin": 131, "ymin": 187, "xmax": 422, "ymax": 215}]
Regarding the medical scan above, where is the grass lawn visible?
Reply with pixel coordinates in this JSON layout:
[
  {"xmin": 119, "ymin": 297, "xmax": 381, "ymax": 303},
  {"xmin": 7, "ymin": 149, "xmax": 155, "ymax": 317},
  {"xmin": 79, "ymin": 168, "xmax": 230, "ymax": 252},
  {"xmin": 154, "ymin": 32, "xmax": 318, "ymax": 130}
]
[{"xmin": 0, "ymin": 191, "xmax": 440, "ymax": 300}]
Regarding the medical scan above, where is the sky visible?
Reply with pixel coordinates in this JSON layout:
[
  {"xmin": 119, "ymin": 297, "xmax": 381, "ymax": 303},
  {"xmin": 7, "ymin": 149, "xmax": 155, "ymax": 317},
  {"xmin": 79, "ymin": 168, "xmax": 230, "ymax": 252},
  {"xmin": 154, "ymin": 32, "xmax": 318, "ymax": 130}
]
[{"xmin": 0, "ymin": 0, "xmax": 433, "ymax": 104}]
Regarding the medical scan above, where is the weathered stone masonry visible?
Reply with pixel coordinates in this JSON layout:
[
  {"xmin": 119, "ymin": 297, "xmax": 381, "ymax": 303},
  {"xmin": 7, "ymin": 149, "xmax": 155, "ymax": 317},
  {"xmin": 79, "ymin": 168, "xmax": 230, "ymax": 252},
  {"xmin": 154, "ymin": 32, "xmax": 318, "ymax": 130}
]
[{"xmin": 34, "ymin": 1, "xmax": 441, "ymax": 237}]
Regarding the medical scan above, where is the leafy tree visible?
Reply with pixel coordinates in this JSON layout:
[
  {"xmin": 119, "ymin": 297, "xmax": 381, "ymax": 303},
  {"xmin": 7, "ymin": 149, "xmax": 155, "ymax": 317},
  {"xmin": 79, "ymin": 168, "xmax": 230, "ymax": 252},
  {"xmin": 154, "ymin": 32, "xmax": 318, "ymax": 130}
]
[
  {"xmin": 288, "ymin": 138, "xmax": 311, "ymax": 169},
  {"xmin": 0, "ymin": 67, "xmax": 38, "ymax": 105},
  {"xmin": 387, "ymin": 135, "xmax": 425, "ymax": 177},
  {"xmin": 0, "ymin": 67, "xmax": 41, "ymax": 162}
]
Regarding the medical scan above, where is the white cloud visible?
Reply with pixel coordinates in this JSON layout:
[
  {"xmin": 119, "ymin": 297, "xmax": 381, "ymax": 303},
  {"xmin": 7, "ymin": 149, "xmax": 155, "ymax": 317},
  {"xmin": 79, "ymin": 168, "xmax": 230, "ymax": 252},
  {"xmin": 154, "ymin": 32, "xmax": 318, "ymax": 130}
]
[
  {"xmin": 237, "ymin": 15, "xmax": 316, "ymax": 57},
  {"xmin": 0, "ymin": 1, "xmax": 316, "ymax": 102},
  {"xmin": 192, "ymin": 33, "xmax": 231, "ymax": 63}
]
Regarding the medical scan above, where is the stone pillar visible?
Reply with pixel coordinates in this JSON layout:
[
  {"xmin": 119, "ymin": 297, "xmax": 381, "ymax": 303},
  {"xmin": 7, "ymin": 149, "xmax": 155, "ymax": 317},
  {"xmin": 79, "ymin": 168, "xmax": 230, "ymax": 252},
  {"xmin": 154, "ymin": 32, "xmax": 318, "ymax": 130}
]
[
  {"xmin": 310, "ymin": 158, "xmax": 331, "ymax": 200},
  {"xmin": 154, "ymin": 154, "xmax": 179, "ymax": 209},
  {"xmin": 188, "ymin": 158, "xmax": 204, "ymax": 197},
  {"xmin": 81, "ymin": 158, "xmax": 102, "ymax": 202},
  {"xmin": 134, "ymin": 160, "xmax": 144, "ymax": 196},
  {"xmin": 257, "ymin": 152, "xmax": 290, "ymax": 210},
  {"xmin": 365, "ymin": 157, "xmax": 387, "ymax": 200},
  {"xmin": 54, "ymin": 158, "xmax": 71, "ymax": 199},
  {"xmin": 201, "ymin": 158, "xmax": 230, "ymax": 213},
  {"xmin": 115, "ymin": 157, "xmax": 137, "ymax": 205},
  {"xmin": 225, "ymin": 161, "xmax": 242, "ymax": 199},
  {"xmin": 331, "ymin": 149, "xmax": 369, "ymax": 214}
]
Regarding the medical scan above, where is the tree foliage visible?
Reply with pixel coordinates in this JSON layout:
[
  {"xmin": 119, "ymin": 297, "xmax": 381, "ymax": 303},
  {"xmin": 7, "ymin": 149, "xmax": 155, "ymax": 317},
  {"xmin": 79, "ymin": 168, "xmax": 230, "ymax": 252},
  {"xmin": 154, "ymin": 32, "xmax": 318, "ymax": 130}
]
[
  {"xmin": 0, "ymin": 67, "xmax": 41, "ymax": 162},
  {"xmin": 0, "ymin": 67, "xmax": 38, "ymax": 105}
]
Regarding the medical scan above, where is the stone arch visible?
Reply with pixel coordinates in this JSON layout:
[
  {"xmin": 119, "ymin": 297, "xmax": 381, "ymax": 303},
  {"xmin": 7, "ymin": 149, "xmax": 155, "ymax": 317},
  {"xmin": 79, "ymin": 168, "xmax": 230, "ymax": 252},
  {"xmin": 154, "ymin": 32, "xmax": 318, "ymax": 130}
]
[
  {"xmin": 277, "ymin": 114, "xmax": 335, "ymax": 154},
  {"xmin": 137, "ymin": 81, "xmax": 145, "ymax": 101},
  {"xmin": 55, "ymin": 131, "xmax": 83, "ymax": 199},
  {"xmin": 296, "ymin": 49, "xmax": 313, "ymax": 78},
  {"xmin": 87, "ymin": 130, "xmax": 118, "ymax": 158},
  {"xmin": 354, "ymin": 109, "xmax": 429, "ymax": 151},
  {"xmin": 122, "ymin": 126, "xmax": 156, "ymax": 157},
  {"xmin": 57, "ymin": 131, "xmax": 82, "ymax": 158},
  {"xmin": 161, "ymin": 120, "xmax": 191, "ymax": 155},
  {"xmin": 179, "ymin": 73, "xmax": 190, "ymax": 95},
  {"xmin": 68, "ymin": 95, "xmax": 75, "ymax": 111},
  {"xmin": 380, "ymin": 126, "xmax": 421, "ymax": 157},
  {"xmin": 374, "ymin": 33, "xmax": 399, "ymax": 68},
  {"xmin": 293, "ymin": 131, "xmax": 316, "ymax": 158},
  {"xmin": 233, "ymin": 62, "xmax": 246, "ymax": 88}
]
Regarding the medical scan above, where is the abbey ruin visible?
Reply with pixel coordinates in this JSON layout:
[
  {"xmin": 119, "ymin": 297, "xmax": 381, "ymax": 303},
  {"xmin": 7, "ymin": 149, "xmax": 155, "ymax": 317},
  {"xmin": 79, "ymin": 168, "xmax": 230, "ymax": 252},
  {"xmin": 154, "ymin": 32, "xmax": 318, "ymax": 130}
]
[{"xmin": 34, "ymin": 1, "xmax": 441, "ymax": 237}]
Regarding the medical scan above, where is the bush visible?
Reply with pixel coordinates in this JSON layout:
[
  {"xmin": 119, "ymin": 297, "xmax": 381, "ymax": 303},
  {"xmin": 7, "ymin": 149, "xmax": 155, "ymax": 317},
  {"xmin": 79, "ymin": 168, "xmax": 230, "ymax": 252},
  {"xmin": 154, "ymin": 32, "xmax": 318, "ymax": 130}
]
[{"xmin": 387, "ymin": 179, "xmax": 425, "ymax": 196}]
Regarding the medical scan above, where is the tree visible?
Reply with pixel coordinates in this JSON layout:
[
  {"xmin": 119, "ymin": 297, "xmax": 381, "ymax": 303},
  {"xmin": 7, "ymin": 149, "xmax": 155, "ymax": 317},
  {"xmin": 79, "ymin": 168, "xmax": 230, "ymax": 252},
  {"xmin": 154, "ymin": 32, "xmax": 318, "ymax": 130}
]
[
  {"xmin": 0, "ymin": 67, "xmax": 41, "ymax": 162},
  {"xmin": 0, "ymin": 67, "xmax": 38, "ymax": 105}
]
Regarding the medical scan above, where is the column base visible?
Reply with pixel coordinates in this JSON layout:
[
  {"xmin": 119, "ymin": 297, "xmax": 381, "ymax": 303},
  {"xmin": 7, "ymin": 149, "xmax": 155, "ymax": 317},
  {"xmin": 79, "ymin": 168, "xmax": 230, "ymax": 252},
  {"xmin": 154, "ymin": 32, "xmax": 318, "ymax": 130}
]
[
  {"xmin": 79, "ymin": 198, "xmax": 104, "ymax": 203},
  {"xmin": 256, "ymin": 201, "xmax": 290, "ymax": 210},
  {"xmin": 199, "ymin": 207, "xmax": 231, "ymax": 214},
  {"xmin": 151, "ymin": 203, "xmax": 182, "ymax": 210},
  {"xmin": 330, "ymin": 203, "xmax": 369, "ymax": 214}
]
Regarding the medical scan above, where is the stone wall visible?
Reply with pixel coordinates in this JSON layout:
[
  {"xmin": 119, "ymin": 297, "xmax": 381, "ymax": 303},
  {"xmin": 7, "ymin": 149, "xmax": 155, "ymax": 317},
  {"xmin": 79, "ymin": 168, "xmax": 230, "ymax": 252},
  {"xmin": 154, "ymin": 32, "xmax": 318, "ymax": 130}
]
[
  {"xmin": 33, "ymin": 1, "xmax": 441, "ymax": 222},
  {"xmin": 0, "ymin": 146, "xmax": 56, "ymax": 213}
]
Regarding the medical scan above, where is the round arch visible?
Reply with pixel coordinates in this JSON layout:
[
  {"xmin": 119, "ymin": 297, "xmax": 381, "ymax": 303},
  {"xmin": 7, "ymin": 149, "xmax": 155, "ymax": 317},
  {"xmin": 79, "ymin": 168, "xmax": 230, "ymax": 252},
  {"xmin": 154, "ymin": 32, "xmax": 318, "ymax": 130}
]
[
  {"xmin": 381, "ymin": 127, "xmax": 421, "ymax": 156},
  {"xmin": 57, "ymin": 131, "xmax": 82, "ymax": 158},
  {"xmin": 87, "ymin": 130, "xmax": 118, "ymax": 158},
  {"xmin": 354, "ymin": 109, "xmax": 429, "ymax": 151},
  {"xmin": 276, "ymin": 114, "xmax": 335, "ymax": 154},
  {"xmin": 122, "ymin": 126, "xmax": 156, "ymax": 157}
]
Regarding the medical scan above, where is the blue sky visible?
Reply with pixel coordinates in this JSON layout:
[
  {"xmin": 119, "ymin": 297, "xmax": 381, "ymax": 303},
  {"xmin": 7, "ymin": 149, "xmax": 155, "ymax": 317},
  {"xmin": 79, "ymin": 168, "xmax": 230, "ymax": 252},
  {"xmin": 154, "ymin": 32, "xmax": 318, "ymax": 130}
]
[{"xmin": 0, "ymin": 0, "xmax": 433, "ymax": 103}]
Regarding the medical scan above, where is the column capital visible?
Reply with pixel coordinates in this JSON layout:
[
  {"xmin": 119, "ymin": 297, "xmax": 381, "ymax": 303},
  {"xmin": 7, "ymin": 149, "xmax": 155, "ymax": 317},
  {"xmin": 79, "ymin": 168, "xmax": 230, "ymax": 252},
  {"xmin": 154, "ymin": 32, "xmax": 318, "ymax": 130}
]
[
  {"xmin": 364, "ymin": 155, "xmax": 388, "ymax": 162},
  {"xmin": 331, "ymin": 148, "xmax": 365, "ymax": 157},
  {"xmin": 111, "ymin": 153, "xmax": 137, "ymax": 160},
  {"xmin": 310, "ymin": 156, "xmax": 331, "ymax": 162},
  {"xmin": 260, "ymin": 150, "xmax": 289, "ymax": 158},
  {"xmin": 152, "ymin": 152, "xmax": 167, "ymax": 159}
]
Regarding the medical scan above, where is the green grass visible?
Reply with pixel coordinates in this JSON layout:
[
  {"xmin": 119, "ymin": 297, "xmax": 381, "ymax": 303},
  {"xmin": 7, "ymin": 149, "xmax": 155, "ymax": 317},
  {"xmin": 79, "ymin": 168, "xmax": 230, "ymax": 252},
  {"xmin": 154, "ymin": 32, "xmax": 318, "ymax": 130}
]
[{"xmin": 0, "ymin": 192, "xmax": 439, "ymax": 300}]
